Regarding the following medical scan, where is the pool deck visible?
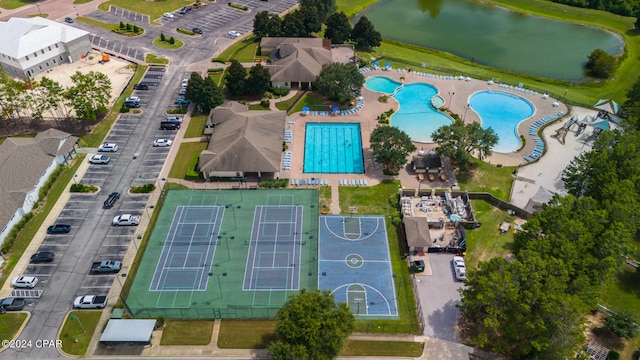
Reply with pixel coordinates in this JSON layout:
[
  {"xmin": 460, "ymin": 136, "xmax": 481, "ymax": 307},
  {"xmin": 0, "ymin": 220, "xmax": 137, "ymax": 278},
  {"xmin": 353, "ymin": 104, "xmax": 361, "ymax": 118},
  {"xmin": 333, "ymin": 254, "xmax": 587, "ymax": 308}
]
[{"xmin": 281, "ymin": 68, "xmax": 569, "ymax": 202}]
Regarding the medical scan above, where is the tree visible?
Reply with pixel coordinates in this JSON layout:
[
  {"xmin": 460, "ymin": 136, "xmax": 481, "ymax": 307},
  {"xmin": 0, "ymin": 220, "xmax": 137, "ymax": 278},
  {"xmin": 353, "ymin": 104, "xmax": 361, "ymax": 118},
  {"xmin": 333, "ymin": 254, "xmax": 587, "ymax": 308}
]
[
  {"xmin": 314, "ymin": 63, "xmax": 364, "ymax": 103},
  {"xmin": 160, "ymin": 33, "xmax": 166, "ymax": 42},
  {"xmin": 225, "ymin": 60, "xmax": 247, "ymax": 96},
  {"xmin": 431, "ymin": 119, "xmax": 498, "ymax": 171},
  {"xmin": 64, "ymin": 71, "xmax": 111, "ymax": 122},
  {"xmin": 265, "ymin": 14, "xmax": 283, "ymax": 37},
  {"xmin": 253, "ymin": 11, "xmax": 270, "ymax": 38},
  {"xmin": 245, "ymin": 63, "xmax": 271, "ymax": 96},
  {"xmin": 351, "ymin": 16, "xmax": 381, "ymax": 50},
  {"xmin": 604, "ymin": 311, "xmax": 639, "ymax": 339},
  {"xmin": 586, "ymin": 48, "xmax": 616, "ymax": 78},
  {"xmin": 300, "ymin": 0, "xmax": 336, "ymax": 22},
  {"xmin": 185, "ymin": 72, "xmax": 223, "ymax": 113},
  {"xmin": 300, "ymin": 6, "xmax": 322, "ymax": 35},
  {"xmin": 369, "ymin": 126, "xmax": 416, "ymax": 174},
  {"xmin": 324, "ymin": 12, "xmax": 351, "ymax": 44},
  {"xmin": 267, "ymin": 289, "xmax": 354, "ymax": 360},
  {"xmin": 282, "ymin": 10, "xmax": 307, "ymax": 37}
]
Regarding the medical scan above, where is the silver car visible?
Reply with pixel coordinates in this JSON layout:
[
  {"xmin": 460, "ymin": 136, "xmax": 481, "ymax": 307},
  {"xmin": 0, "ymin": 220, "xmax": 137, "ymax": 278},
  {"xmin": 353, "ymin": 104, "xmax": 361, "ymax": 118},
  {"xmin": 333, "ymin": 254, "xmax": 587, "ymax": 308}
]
[{"xmin": 89, "ymin": 155, "xmax": 110, "ymax": 164}]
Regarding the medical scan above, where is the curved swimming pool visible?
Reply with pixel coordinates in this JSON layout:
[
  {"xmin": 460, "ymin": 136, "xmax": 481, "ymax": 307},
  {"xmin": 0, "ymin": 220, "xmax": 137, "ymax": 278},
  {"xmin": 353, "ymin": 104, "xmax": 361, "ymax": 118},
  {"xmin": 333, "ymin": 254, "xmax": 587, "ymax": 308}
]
[
  {"xmin": 365, "ymin": 76, "xmax": 452, "ymax": 143},
  {"xmin": 469, "ymin": 91, "xmax": 534, "ymax": 153}
]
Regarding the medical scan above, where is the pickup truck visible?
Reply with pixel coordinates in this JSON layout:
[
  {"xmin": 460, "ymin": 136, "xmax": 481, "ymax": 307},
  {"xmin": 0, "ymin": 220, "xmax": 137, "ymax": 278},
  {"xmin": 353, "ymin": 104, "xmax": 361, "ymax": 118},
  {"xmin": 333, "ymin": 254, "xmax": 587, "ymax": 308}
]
[
  {"xmin": 90, "ymin": 260, "xmax": 121, "ymax": 274},
  {"xmin": 73, "ymin": 295, "xmax": 108, "ymax": 309},
  {"xmin": 112, "ymin": 214, "xmax": 140, "ymax": 226},
  {"xmin": 0, "ymin": 297, "xmax": 26, "ymax": 311}
]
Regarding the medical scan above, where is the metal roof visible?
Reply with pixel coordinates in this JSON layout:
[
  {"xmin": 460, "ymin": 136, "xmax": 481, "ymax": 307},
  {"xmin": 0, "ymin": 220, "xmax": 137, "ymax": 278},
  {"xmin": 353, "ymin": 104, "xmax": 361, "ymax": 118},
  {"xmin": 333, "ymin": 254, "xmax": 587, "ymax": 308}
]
[
  {"xmin": 0, "ymin": 17, "xmax": 89, "ymax": 59},
  {"xmin": 100, "ymin": 319, "xmax": 156, "ymax": 343}
]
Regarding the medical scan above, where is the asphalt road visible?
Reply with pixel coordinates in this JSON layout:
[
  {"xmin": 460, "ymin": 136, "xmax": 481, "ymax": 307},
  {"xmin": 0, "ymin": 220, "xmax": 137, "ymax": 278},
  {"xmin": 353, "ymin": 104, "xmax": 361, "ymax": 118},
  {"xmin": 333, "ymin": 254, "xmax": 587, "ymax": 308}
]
[{"xmin": 5, "ymin": 1, "xmax": 299, "ymax": 358}]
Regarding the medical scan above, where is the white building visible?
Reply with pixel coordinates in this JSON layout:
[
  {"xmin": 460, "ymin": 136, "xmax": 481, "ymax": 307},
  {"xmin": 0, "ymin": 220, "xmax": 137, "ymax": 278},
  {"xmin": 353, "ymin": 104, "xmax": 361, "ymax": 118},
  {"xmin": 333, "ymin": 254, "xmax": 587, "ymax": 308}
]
[
  {"xmin": 0, "ymin": 17, "xmax": 91, "ymax": 78},
  {"xmin": 0, "ymin": 129, "xmax": 78, "ymax": 247}
]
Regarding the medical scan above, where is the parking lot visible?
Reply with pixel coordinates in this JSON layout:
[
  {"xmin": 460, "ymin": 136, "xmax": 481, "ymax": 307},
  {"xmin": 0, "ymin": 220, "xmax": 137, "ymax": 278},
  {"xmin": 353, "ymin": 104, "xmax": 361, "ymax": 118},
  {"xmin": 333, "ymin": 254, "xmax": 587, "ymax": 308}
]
[{"xmin": 414, "ymin": 253, "xmax": 465, "ymax": 341}]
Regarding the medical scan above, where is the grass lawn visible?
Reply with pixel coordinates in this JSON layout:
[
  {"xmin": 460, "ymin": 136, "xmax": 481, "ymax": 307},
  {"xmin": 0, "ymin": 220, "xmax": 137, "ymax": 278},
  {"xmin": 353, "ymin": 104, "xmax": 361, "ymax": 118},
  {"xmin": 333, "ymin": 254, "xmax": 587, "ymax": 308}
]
[
  {"xmin": 319, "ymin": 185, "xmax": 332, "ymax": 213},
  {"xmin": 218, "ymin": 320, "xmax": 277, "ymax": 348},
  {"xmin": 99, "ymin": 0, "xmax": 192, "ymax": 22},
  {"xmin": 0, "ymin": 313, "xmax": 28, "ymax": 342},
  {"xmin": 146, "ymin": 54, "xmax": 169, "ymax": 65},
  {"xmin": 215, "ymin": 39, "xmax": 251, "ymax": 62},
  {"xmin": 235, "ymin": 42, "xmax": 259, "ymax": 63},
  {"xmin": 463, "ymin": 201, "xmax": 516, "ymax": 269},
  {"xmin": 81, "ymin": 65, "xmax": 147, "ymax": 147},
  {"xmin": 184, "ymin": 115, "xmax": 208, "ymax": 138},
  {"xmin": 77, "ymin": 17, "xmax": 145, "ymax": 34},
  {"xmin": 248, "ymin": 103, "xmax": 270, "ymax": 110},
  {"xmin": 289, "ymin": 92, "xmax": 325, "ymax": 114},
  {"xmin": 337, "ymin": 0, "xmax": 379, "ymax": 17},
  {"xmin": 153, "ymin": 37, "xmax": 184, "ymax": 49},
  {"xmin": 339, "ymin": 181, "xmax": 421, "ymax": 334},
  {"xmin": 340, "ymin": 340, "xmax": 424, "ymax": 357},
  {"xmin": 276, "ymin": 92, "xmax": 304, "ymax": 112},
  {"xmin": 208, "ymin": 72, "xmax": 224, "ymax": 87},
  {"xmin": 168, "ymin": 142, "xmax": 208, "ymax": 178},
  {"xmin": 456, "ymin": 160, "xmax": 516, "ymax": 201},
  {"xmin": 59, "ymin": 311, "xmax": 102, "ymax": 356},
  {"xmin": 0, "ymin": 0, "xmax": 28, "ymax": 10},
  {"xmin": 0, "ymin": 154, "xmax": 85, "ymax": 288},
  {"xmin": 160, "ymin": 320, "xmax": 214, "ymax": 345},
  {"xmin": 73, "ymin": 0, "xmax": 93, "ymax": 4}
]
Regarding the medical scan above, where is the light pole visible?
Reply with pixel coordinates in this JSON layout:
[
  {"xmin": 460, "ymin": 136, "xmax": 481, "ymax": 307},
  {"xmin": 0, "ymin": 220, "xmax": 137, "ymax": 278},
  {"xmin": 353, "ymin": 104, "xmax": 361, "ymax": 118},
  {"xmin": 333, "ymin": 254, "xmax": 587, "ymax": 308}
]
[
  {"xmin": 36, "ymin": 2, "xmax": 41, "ymax": 15},
  {"xmin": 563, "ymin": 88, "xmax": 568, "ymax": 102},
  {"xmin": 216, "ymin": 235, "xmax": 233, "ymax": 263},
  {"xmin": 448, "ymin": 91, "xmax": 455, "ymax": 107},
  {"xmin": 208, "ymin": 272, "xmax": 227, "ymax": 300},
  {"xmin": 463, "ymin": 104, "xmax": 471, "ymax": 121},
  {"xmin": 354, "ymin": 298, "xmax": 363, "ymax": 315},
  {"xmin": 73, "ymin": 4, "xmax": 79, "ymax": 17}
]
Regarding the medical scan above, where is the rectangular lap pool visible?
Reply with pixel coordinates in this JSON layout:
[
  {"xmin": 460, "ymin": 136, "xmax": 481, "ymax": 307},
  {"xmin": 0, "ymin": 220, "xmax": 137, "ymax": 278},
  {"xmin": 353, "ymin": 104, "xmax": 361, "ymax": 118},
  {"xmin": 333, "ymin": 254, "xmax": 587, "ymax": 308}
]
[{"xmin": 304, "ymin": 123, "xmax": 364, "ymax": 174}]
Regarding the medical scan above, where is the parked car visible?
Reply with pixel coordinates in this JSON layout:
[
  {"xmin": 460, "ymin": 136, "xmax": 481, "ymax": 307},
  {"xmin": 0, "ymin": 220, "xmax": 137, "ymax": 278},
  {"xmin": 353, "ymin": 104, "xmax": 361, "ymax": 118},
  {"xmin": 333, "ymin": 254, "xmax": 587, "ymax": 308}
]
[
  {"xmin": 74, "ymin": 295, "xmax": 108, "ymax": 309},
  {"xmin": 453, "ymin": 256, "xmax": 465, "ymax": 269},
  {"xmin": 175, "ymin": 96, "xmax": 190, "ymax": 105},
  {"xmin": 178, "ymin": 87, "xmax": 187, "ymax": 95},
  {"xmin": 160, "ymin": 122, "xmax": 180, "ymax": 130},
  {"xmin": 30, "ymin": 251, "xmax": 55, "ymax": 263},
  {"xmin": 90, "ymin": 260, "xmax": 122, "ymax": 274},
  {"xmin": 47, "ymin": 224, "xmax": 71, "ymax": 234},
  {"xmin": 12, "ymin": 276, "xmax": 38, "ymax": 288},
  {"xmin": 89, "ymin": 155, "xmax": 110, "ymax": 164},
  {"xmin": 455, "ymin": 266, "xmax": 467, "ymax": 281},
  {"xmin": 192, "ymin": 27, "xmax": 203, "ymax": 34},
  {"xmin": 112, "ymin": 214, "xmax": 140, "ymax": 226},
  {"xmin": 134, "ymin": 83, "xmax": 149, "ymax": 90},
  {"xmin": 125, "ymin": 96, "xmax": 140, "ymax": 103},
  {"xmin": 98, "ymin": 143, "xmax": 118, "ymax": 152},
  {"xmin": 64, "ymin": 17, "xmax": 74, "ymax": 23},
  {"xmin": 124, "ymin": 100, "xmax": 140, "ymax": 108},
  {"xmin": 0, "ymin": 297, "xmax": 26, "ymax": 311},
  {"xmin": 228, "ymin": 31, "xmax": 241, "ymax": 38},
  {"xmin": 452, "ymin": 256, "xmax": 467, "ymax": 281},
  {"xmin": 166, "ymin": 116, "xmax": 182, "ymax": 123},
  {"xmin": 163, "ymin": 12, "xmax": 174, "ymax": 19},
  {"xmin": 103, "ymin": 192, "xmax": 120, "ymax": 209},
  {"xmin": 153, "ymin": 139, "xmax": 173, "ymax": 147}
]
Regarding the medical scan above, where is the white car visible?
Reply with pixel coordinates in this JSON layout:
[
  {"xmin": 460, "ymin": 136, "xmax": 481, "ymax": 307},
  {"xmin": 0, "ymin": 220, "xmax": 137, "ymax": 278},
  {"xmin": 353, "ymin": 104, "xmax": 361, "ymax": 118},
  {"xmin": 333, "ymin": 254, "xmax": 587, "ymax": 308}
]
[
  {"xmin": 112, "ymin": 214, "xmax": 140, "ymax": 226},
  {"xmin": 179, "ymin": 87, "xmax": 187, "ymax": 95},
  {"xmin": 89, "ymin": 155, "xmax": 110, "ymax": 164},
  {"xmin": 228, "ymin": 31, "xmax": 241, "ymax": 38},
  {"xmin": 453, "ymin": 256, "xmax": 465, "ymax": 269},
  {"xmin": 455, "ymin": 266, "xmax": 467, "ymax": 281},
  {"xmin": 12, "ymin": 276, "xmax": 38, "ymax": 288},
  {"xmin": 153, "ymin": 139, "xmax": 172, "ymax": 147},
  {"xmin": 98, "ymin": 143, "xmax": 118, "ymax": 152},
  {"xmin": 125, "ymin": 96, "xmax": 140, "ymax": 103},
  {"xmin": 163, "ymin": 12, "xmax": 174, "ymax": 18},
  {"xmin": 165, "ymin": 116, "xmax": 183, "ymax": 123}
]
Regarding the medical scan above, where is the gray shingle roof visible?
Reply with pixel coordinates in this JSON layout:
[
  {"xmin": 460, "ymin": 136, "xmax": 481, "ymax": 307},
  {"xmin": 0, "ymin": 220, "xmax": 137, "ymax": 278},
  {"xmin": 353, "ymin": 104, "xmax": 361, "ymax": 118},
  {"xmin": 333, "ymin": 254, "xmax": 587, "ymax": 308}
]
[
  {"xmin": 261, "ymin": 38, "xmax": 333, "ymax": 83},
  {"xmin": 199, "ymin": 102, "xmax": 286, "ymax": 174},
  {"xmin": 0, "ymin": 129, "xmax": 77, "ymax": 232}
]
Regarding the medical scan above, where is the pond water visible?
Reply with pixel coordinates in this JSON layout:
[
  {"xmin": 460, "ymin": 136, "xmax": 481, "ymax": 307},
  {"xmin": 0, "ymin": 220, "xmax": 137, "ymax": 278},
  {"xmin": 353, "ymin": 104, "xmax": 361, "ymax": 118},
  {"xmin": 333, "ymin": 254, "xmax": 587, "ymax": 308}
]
[{"xmin": 357, "ymin": 0, "xmax": 624, "ymax": 80}]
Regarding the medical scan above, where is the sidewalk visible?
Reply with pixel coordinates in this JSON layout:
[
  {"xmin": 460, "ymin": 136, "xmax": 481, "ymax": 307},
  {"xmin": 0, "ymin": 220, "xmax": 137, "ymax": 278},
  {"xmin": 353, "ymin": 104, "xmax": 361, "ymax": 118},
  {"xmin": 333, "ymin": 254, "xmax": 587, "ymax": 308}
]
[{"xmin": 0, "ymin": 0, "xmax": 102, "ymax": 22}]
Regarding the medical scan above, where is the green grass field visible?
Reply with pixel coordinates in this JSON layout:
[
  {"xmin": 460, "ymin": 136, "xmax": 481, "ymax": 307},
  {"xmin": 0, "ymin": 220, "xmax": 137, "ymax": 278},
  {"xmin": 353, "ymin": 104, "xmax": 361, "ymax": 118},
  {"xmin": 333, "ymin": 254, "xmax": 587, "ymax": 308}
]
[
  {"xmin": 184, "ymin": 115, "xmax": 208, "ymax": 138},
  {"xmin": 59, "ymin": 311, "xmax": 102, "ymax": 355},
  {"xmin": 160, "ymin": 320, "xmax": 214, "ymax": 345},
  {"xmin": 168, "ymin": 142, "xmax": 208, "ymax": 178},
  {"xmin": 0, "ymin": 313, "xmax": 28, "ymax": 343}
]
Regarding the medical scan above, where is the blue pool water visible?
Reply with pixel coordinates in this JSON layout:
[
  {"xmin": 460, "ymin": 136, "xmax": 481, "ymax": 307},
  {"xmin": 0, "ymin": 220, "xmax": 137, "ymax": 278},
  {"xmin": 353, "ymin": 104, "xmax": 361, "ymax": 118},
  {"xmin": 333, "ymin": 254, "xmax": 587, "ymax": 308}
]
[
  {"xmin": 365, "ymin": 76, "xmax": 452, "ymax": 142},
  {"xmin": 304, "ymin": 123, "xmax": 364, "ymax": 173},
  {"xmin": 469, "ymin": 91, "xmax": 534, "ymax": 153}
]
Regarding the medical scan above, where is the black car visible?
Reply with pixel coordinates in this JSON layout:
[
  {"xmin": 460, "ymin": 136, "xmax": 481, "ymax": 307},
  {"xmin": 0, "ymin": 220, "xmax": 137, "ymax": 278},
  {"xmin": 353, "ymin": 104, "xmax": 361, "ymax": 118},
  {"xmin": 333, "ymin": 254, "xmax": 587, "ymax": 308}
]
[
  {"xmin": 30, "ymin": 251, "xmax": 55, "ymax": 263},
  {"xmin": 124, "ymin": 100, "xmax": 140, "ymax": 108},
  {"xmin": 46, "ymin": 224, "xmax": 71, "ymax": 234},
  {"xmin": 64, "ymin": 17, "xmax": 74, "ymax": 23},
  {"xmin": 103, "ymin": 192, "xmax": 120, "ymax": 209},
  {"xmin": 134, "ymin": 83, "xmax": 149, "ymax": 90},
  {"xmin": 192, "ymin": 27, "xmax": 203, "ymax": 34},
  {"xmin": 0, "ymin": 297, "xmax": 26, "ymax": 311}
]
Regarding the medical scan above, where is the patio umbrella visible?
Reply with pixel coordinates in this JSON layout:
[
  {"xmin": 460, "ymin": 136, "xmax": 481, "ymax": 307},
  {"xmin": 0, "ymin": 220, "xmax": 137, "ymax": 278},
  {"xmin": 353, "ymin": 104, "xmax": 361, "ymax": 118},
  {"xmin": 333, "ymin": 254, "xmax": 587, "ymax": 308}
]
[
  {"xmin": 372, "ymin": 61, "xmax": 379, "ymax": 66},
  {"xmin": 332, "ymin": 105, "xmax": 340, "ymax": 111},
  {"xmin": 590, "ymin": 120, "xmax": 610, "ymax": 131},
  {"xmin": 385, "ymin": 62, "xmax": 391, "ymax": 68},
  {"xmin": 302, "ymin": 106, "xmax": 309, "ymax": 112},
  {"xmin": 594, "ymin": 99, "xmax": 620, "ymax": 114},
  {"xmin": 449, "ymin": 214, "xmax": 462, "ymax": 222}
]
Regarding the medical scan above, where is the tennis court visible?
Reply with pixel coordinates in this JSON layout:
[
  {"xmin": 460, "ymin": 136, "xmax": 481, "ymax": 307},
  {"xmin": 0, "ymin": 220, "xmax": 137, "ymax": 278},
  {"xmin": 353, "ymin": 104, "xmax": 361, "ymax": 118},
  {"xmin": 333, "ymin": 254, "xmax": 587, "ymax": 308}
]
[
  {"xmin": 126, "ymin": 189, "xmax": 319, "ymax": 319},
  {"xmin": 318, "ymin": 215, "xmax": 398, "ymax": 318}
]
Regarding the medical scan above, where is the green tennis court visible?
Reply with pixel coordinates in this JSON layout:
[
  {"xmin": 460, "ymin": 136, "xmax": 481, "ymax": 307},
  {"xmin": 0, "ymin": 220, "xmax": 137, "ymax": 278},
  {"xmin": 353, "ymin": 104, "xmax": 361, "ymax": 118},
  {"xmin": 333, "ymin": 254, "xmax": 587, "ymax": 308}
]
[{"xmin": 126, "ymin": 189, "xmax": 319, "ymax": 319}]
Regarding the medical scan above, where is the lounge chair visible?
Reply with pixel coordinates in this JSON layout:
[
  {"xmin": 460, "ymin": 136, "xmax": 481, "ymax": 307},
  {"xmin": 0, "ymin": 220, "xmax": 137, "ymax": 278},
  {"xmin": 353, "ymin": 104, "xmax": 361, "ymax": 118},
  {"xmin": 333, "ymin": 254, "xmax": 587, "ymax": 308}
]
[
  {"xmin": 363, "ymin": 179, "xmax": 368, "ymax": 186},
  {"xmin": 339, "ymin": 179, "xmax": 343, "ymax": 186}
]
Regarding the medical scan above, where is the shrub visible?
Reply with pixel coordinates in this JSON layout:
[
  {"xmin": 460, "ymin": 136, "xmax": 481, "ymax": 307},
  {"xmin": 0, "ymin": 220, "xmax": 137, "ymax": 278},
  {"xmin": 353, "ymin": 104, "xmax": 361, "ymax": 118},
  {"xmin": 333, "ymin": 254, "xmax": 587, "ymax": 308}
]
[
  {"xmin": 378, "ymin": 95, "xmax": 388, "ymax": 103},
  {"xmin": 604, "ymin": 311, "xmax": 639, "ymax": 339},
  {"xmin": 39, "ymin": 165, "xmax": 65, "ymax": 201},
  {"xmin": 259, "ymin": 179, "xmax": 289, "ymax": 188},
  {"xmin": 169, "ymin": 37, "xmax": 175, "ymax": 45},
  {"xmin": 208, "ymin": 68, "xmax": 224, "ymax": 73},
  {"xmin": 211, "ymin": 57, "xmax": 227, "ymax": 63},
  {"xmin": 606, "ymin": 350, "xmax": 620, "ymax": 360},
  {"xmin": 130, "ymin": 184, "xmax": 156, "ymax": 193},
  {"xmin": 120, "ymin": 106, "xmax": 130, "ymax": 113},
  {"xmin": 160, "ymin": 33, "xmax": 166, "ymax": 42},
  {"xmin": 186, "ymin": 155, "xmax": 202, "ymax": 180},
  {"xmin": 155, "ymin": 316, "xmax": 166, "ymax": 329},
  {"xmin": 133, "ymin": 25, "xmax": 139, "ymax": 34},
  {"xmin": 166, "ymin": 109, "xmax": 188, "ymax": 114},
  {"xmin": 119, "ymin": 21, "xmax": 125, "ymax": 30},
  {"xmin": 70, "ymin": 184, "xmax": 98, "ymax": 193},
  {"xmin": 269, "ymin": 87, "xmax": 290, "ymax": 97},
  {"xmin": 388, "ymin": 193, "xmax": 400, "ymax": 208},
  {"xmin": 260, "ymin": 99, "xmax": 270, "ymax": 108},
  {"xmin": 126, "ymin": 23, "xmax": 132, "ymax": 31}
]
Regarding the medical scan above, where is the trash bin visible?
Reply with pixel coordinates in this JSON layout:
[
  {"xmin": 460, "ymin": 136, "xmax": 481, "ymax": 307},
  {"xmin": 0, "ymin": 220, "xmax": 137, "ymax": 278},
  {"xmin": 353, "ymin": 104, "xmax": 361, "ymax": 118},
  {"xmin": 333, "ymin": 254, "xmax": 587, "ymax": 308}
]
[{"xmin": 411, "ymin": 260, "xmax": 425, "ymax": 273}]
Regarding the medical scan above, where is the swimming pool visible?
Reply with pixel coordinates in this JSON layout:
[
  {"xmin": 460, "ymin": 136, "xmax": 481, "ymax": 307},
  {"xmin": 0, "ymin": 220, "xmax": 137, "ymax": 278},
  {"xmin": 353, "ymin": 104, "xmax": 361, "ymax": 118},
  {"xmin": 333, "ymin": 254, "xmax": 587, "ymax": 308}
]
[
  {"xmin": 469, "ymin": 91, "xmax": 534, "ymax": 153},
  {"xmin": 365, "ymin": 76, "xmax": 452, "ymax": 142},
  {"xmin": 304, "ymin": 123, "xmax": 364, "ymax": 173}
]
